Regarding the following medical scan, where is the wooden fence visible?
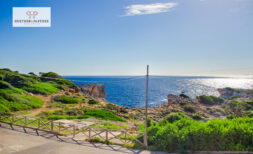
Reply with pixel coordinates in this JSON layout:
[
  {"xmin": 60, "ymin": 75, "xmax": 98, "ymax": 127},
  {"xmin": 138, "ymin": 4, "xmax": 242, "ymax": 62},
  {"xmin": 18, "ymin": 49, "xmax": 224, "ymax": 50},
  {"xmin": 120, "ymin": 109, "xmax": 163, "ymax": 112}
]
[{"xmin": 0, "ymin": 112, "xmax": 145, "ymax": 146}]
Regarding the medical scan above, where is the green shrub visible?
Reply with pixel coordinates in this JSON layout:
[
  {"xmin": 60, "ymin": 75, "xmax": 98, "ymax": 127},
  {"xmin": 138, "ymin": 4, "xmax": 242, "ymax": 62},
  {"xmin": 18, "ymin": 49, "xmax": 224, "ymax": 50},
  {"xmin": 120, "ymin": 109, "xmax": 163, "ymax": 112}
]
[
  {"xmin": 198, "ymin": 95, "xmax": 224, "ymax": 105},
  {"xmin": 0, "ymin": 104, "xmax": 10, "ymax": 113},
  {"xmin": 226, "ymin": 100, "xmax": 253, "ymax": 118},
  {"xmin": 0, "ymin": 81, "xmax": 13, "ymax": 89},
  {"xmin": 39, "ymin": 72, "xmax": 60, "ymax": 78},
  {"xmin": 54, "ymin": 95, "xmax": 80, "ymax": 104},
  {"xmin": 0, "ymin": 89, "xmax": 43, "ymax": 112},
  {"xmin": 23, "ymin": 82, "xmax": 59, "ymax": 95},
  {"xmin": 88, "ymin": 99, "xmax": 100, "ymax": 105},
  {"xmin": 179, "ymin": 93, "xmax": 189, "ymax": 98},
  {"xmin": 145, "ymin": 116, "xmax": 253, "ymax": 152},
  {"xmin": 184, "ymin": 105, "xmax": 196, "ymax": 113},
  {"xmin": 0, "ymin": 74, "xmax": 4, "ymax": 80},
  {"xmin": 163, "ymin": 112, "xmax": 189, "ymax": 124},
  {"xmin": 192, "ymin": 113, "xmax": 202, "ymax": 120}
]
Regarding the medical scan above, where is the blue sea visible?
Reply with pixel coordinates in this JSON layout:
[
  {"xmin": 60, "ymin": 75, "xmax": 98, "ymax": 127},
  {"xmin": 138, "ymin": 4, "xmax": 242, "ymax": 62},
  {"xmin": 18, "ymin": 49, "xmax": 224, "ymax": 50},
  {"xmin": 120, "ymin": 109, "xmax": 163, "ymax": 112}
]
[{"xmin": 64, "ymin": 76, "xmax": 253, "ymax": 108}]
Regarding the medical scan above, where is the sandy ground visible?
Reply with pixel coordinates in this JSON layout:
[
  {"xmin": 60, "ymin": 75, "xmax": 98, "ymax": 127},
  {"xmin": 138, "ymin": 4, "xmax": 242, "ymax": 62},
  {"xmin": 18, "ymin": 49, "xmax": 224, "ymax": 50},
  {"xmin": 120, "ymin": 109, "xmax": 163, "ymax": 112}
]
[{"xmin": 0, "ymin": 124, "xmax": 167, "ymax": 154}]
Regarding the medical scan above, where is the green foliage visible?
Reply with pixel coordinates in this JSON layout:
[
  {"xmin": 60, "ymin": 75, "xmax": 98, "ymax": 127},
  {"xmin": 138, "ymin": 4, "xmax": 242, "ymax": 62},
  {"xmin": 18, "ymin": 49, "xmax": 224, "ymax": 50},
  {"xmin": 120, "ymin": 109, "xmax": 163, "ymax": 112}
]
[
  {"xmin": 144, "ymin": 115, "xmax": 253, "ymax": 152},
  {"xmin": 80, "ymin": 109, "xmax": 126, "ymax": 122},
  {"xmin": 39, "ymin": 72, "xmax": 60, "ymax": 78},
  {"xmin": 184, "ymin": 105, "xmax": 196, "ymax": 113},
  {"xmin": 0, "ymin": 89, "xmax": 43, "ymax": 112},
  {"xmin": 0, "ymin": 74, "xmax": 4, "ymax": 80},
  {"xmin": 0, "ymin": 80, "xmax": 13, "ymax": 89},
  {"xmin": 23, "ymin": 82, "xmax": 59, "ymax": 95},
  {"xmin": 54, "ymin": 95, "xmax": 80, "ymax": 104},
  {"xmin": 41, "ymin": 108, "xmax": 126, "ymax": 122},
  {"xmin": 198, "ymin": 95, "xmax": 225, "ymax": 105},
  {"xmin": 226, "ymin": 100, "xmax": 253, "ymax": 118},
  {"xmin": 0, "ymin": 104, "xmax": 10, "ymax": 113},
  {"xmin": 88, "ymin": 99, "xmax": 100, "ymax": 105},
  {"xmin": 179, "ymin": 93, "xmax": 189, "ymax": 98},
  {"xmin": 192, "ymin": 113, "xmax": 203, "ymax": 120}
]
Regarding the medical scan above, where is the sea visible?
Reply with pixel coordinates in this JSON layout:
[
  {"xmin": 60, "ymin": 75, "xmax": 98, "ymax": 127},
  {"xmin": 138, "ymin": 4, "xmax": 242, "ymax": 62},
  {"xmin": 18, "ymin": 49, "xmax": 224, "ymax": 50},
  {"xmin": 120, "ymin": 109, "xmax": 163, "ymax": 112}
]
[{"xmin": 64, "ymin": 76, "xmax": 253, "ymax": 108}]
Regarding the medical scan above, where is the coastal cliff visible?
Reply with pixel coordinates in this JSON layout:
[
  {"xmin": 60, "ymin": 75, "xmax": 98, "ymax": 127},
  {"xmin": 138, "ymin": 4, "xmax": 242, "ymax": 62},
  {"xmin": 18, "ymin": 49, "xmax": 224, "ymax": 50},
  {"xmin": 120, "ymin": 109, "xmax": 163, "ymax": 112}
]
[{"xmin": 79, "ymin": 84, "xmax": 106, "ymax": 98}]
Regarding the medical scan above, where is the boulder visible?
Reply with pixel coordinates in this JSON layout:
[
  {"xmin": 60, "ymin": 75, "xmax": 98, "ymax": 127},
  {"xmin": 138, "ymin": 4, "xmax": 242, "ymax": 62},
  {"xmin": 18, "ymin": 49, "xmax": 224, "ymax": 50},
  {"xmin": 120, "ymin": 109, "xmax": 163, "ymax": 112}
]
[{"xmin": 79, "ymin": 84, "xmax": 106, "ymax": 98}]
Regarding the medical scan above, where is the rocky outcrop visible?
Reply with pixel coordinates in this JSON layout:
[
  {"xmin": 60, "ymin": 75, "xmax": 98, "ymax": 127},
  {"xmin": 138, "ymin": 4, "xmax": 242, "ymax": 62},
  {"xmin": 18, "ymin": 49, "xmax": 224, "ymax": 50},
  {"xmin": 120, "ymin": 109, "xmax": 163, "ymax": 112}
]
[
  {"xmin": 218, "ymin": 87, "xmax": 253, "ymax": 99},
  {"xmin": 79, "ymin": 84, "xmax": 106, "ymax": 98}
]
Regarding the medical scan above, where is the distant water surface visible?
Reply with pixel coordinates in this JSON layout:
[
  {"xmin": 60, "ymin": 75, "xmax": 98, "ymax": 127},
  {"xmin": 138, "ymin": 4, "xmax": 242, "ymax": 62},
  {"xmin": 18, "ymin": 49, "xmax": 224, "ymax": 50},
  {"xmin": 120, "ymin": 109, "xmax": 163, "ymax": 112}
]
[{"xmin": 63, "ymin": 76, "xmax": 253, "ymax": 108}]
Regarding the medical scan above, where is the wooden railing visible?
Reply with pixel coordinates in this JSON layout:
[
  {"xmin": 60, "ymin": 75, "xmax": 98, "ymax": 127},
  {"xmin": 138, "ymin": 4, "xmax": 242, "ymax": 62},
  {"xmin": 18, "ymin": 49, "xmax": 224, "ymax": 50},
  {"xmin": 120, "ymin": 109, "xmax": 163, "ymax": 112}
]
[{"xmin": 0, "ymin": 112, "xmax": 145, "ymax": 146}]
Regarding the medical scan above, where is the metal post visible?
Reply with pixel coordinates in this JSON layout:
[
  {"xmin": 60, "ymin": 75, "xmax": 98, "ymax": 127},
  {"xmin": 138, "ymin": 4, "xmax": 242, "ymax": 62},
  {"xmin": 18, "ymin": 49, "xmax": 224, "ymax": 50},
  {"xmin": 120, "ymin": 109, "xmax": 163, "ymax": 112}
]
[{"xmin": 144, "ymin": 65, "xmax": 149, "ymax": 147}]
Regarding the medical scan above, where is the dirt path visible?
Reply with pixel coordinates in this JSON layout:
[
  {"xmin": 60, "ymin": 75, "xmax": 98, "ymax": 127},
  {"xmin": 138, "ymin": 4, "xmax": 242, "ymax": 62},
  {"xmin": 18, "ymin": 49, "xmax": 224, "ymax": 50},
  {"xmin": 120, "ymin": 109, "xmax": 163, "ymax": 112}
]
[{"xmin": 28, "ymin": 91, "xmax": 65, "ymax": 115}]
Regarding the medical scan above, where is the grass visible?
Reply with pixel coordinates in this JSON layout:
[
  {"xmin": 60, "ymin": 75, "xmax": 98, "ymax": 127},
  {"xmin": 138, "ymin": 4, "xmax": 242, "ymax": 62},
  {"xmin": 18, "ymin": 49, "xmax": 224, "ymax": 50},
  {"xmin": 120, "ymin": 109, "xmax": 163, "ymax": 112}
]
[
  {"xmin": 88, "ymin": 99, "xmax": 100, "ymax": 105},
  {"xmin": 54, "ymin": 95, "xmax": 81, "ymax": 104},
  {"xmin": 23, "ymin": 82, "xmax": 59, "ymax": 95},
  {"xmin": 0, "ymin": 89, "xmax": 43, "ymax": 112},
  {"xmin": 91, "ymin": 122, "xmax": 128, "ymax": 130},
  {"xmin": 46, "ymin": 101, "xmax": 65, "ymax": 108},
  {"xmin": 41, "ymin": 108, "xmax": 127, "ymax": 122}
]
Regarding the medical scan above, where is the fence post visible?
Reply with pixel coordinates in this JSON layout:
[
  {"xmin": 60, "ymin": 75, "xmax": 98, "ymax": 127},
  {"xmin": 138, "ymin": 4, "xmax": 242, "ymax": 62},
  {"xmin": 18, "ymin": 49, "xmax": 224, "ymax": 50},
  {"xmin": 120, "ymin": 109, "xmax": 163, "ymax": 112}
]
[
  {"xmin": 124, "ymin": 130, "xmax": 127, "ymax": 143},
  {"xmin": 12, "ymin": 114, "xmax": 14, "ymax": 124},
  {"xmin": 51, "ymin": 121, "xmax": 54, "ymax": 132},
  {"xmin": 58, "ymin": 122, "xmax": 61, "ymax": 133},
  {"xmin": 73, "ymin": 125, "xmax": 76, "ymax": 138},
  {"xmin": 88, "ymin": 127, "xmax": 91, "ymax": 140},
  {"xmin": 24, "ymin": 116, "xmax": 27, "ymax": 126},
  {"xmin": 106, "ymin": 129, "xmax": 108, "ymax": 141},
  {"xmin": 38, "ymin": 119, "xmax": 41, "ymax": 128}
]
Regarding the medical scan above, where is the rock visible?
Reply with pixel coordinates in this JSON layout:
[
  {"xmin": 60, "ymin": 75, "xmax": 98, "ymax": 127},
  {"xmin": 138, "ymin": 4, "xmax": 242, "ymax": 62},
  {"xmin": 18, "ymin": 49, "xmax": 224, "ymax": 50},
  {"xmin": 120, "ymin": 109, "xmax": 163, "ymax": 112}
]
[
  {"xmin": 218, "ymin": 87, "xmax": 253, "ymax": 99},
  {"xmin": 79, "ymin": 84, "xmax": 106, "ymax": 98}
]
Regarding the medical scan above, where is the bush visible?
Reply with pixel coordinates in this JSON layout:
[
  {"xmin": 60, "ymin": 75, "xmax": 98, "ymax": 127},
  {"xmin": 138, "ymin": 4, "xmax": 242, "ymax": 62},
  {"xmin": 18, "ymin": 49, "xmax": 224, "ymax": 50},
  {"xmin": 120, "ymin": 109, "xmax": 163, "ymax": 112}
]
[
  {"xmin": 184, "ymin": 105, "xmax": 196, "ymax": 113},
  {"xmin": 0, "ymin": 81, "xmax": 13, "ymax": 89},
  {"xmin": 54, "ymin": 95, "xmax": 80, "ymax": 104},
  {"xmin": 226, "ymin": 100, "xmax": 253, "ymax": 118},
  {"xmin": 0, "ymin": 104, "xmax": 10, "ymax": 113},
  {"xmin": 192, "ymin": 113, "xmax": 202, "ymax": 120},
  {"xmin": 198, "ymin": 95, "xmax": 224, "ymax": 105},
  {"xmin": 39, "ymin": 72, "xmax": 60, "ymax": 78},
  {"xmin": 0, "ymin": 89, "xmax": 43, "ymax": 112},
  {"xmin": 145, "ymin": 116, "xmax": 253, "ymax": 152},
  {"xmin": 88, "ymin": 99, "xmax": 100, "ymax": 105},
  {"xmin": 179, "ymin": 93, "xmax": 189, "ymax": 98}
]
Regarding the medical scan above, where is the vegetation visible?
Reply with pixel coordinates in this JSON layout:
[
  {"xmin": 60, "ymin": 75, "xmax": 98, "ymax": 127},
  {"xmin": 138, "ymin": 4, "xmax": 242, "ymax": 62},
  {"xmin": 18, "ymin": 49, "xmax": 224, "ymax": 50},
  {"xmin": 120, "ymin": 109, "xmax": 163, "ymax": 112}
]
[
  {"xmin": 88, "ymin": 99, "xmax": 100, "ymax": 105},
  {"xmin": 91, "ymin": 122, "xmax": 128, "ymax": 130},
  {"xmin": 54, "ymin": 95, "xmax": 81, "ymax": 104},
  {"xmin": 23, "ymin": 82, "xmax": 59, "ymax": 95},
  {"xmin": 0, "ymin": 88, "xmax": 43, "ymax": 112},
  {"xmin": 183, "ymin": 105, "xmax": 196, "ymax": 113},
  {"xmin": 0, "ymin": 68, "xmax": 77, "ymax": 112},
  {"xmin": 179, "ymin": 93, "xmax": 189, "ymax": 98},
  {"xmin": 198, "ymin": 95, "xmax": 225, "ymax": 105},
  {"xmin": 38, "ymin": 108, "xmax": 126, "ymax": 122},
  {"xmin": 225, "ymin": 100, "xmax": 253, "ymax": 118},
  {"xmin": 142, "ymin": 113, "xmax": 253, "ymax": 152}
]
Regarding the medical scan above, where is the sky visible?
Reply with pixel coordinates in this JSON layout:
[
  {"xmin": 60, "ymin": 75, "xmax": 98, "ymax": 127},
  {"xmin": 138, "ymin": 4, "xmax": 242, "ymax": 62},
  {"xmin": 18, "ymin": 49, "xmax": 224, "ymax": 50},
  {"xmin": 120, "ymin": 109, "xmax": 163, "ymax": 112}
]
[{"xmin": 0, "ymin": 0, "xmax": 253, "ymax": 76}]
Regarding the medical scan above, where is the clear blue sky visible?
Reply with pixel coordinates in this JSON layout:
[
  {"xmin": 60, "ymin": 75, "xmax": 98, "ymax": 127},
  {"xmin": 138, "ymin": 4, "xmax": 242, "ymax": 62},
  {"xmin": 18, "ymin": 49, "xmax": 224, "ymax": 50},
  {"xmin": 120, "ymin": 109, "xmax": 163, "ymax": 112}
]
[{"xmin": 0, "ymin": 0, "xmax": 253, "ymax": 76}]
